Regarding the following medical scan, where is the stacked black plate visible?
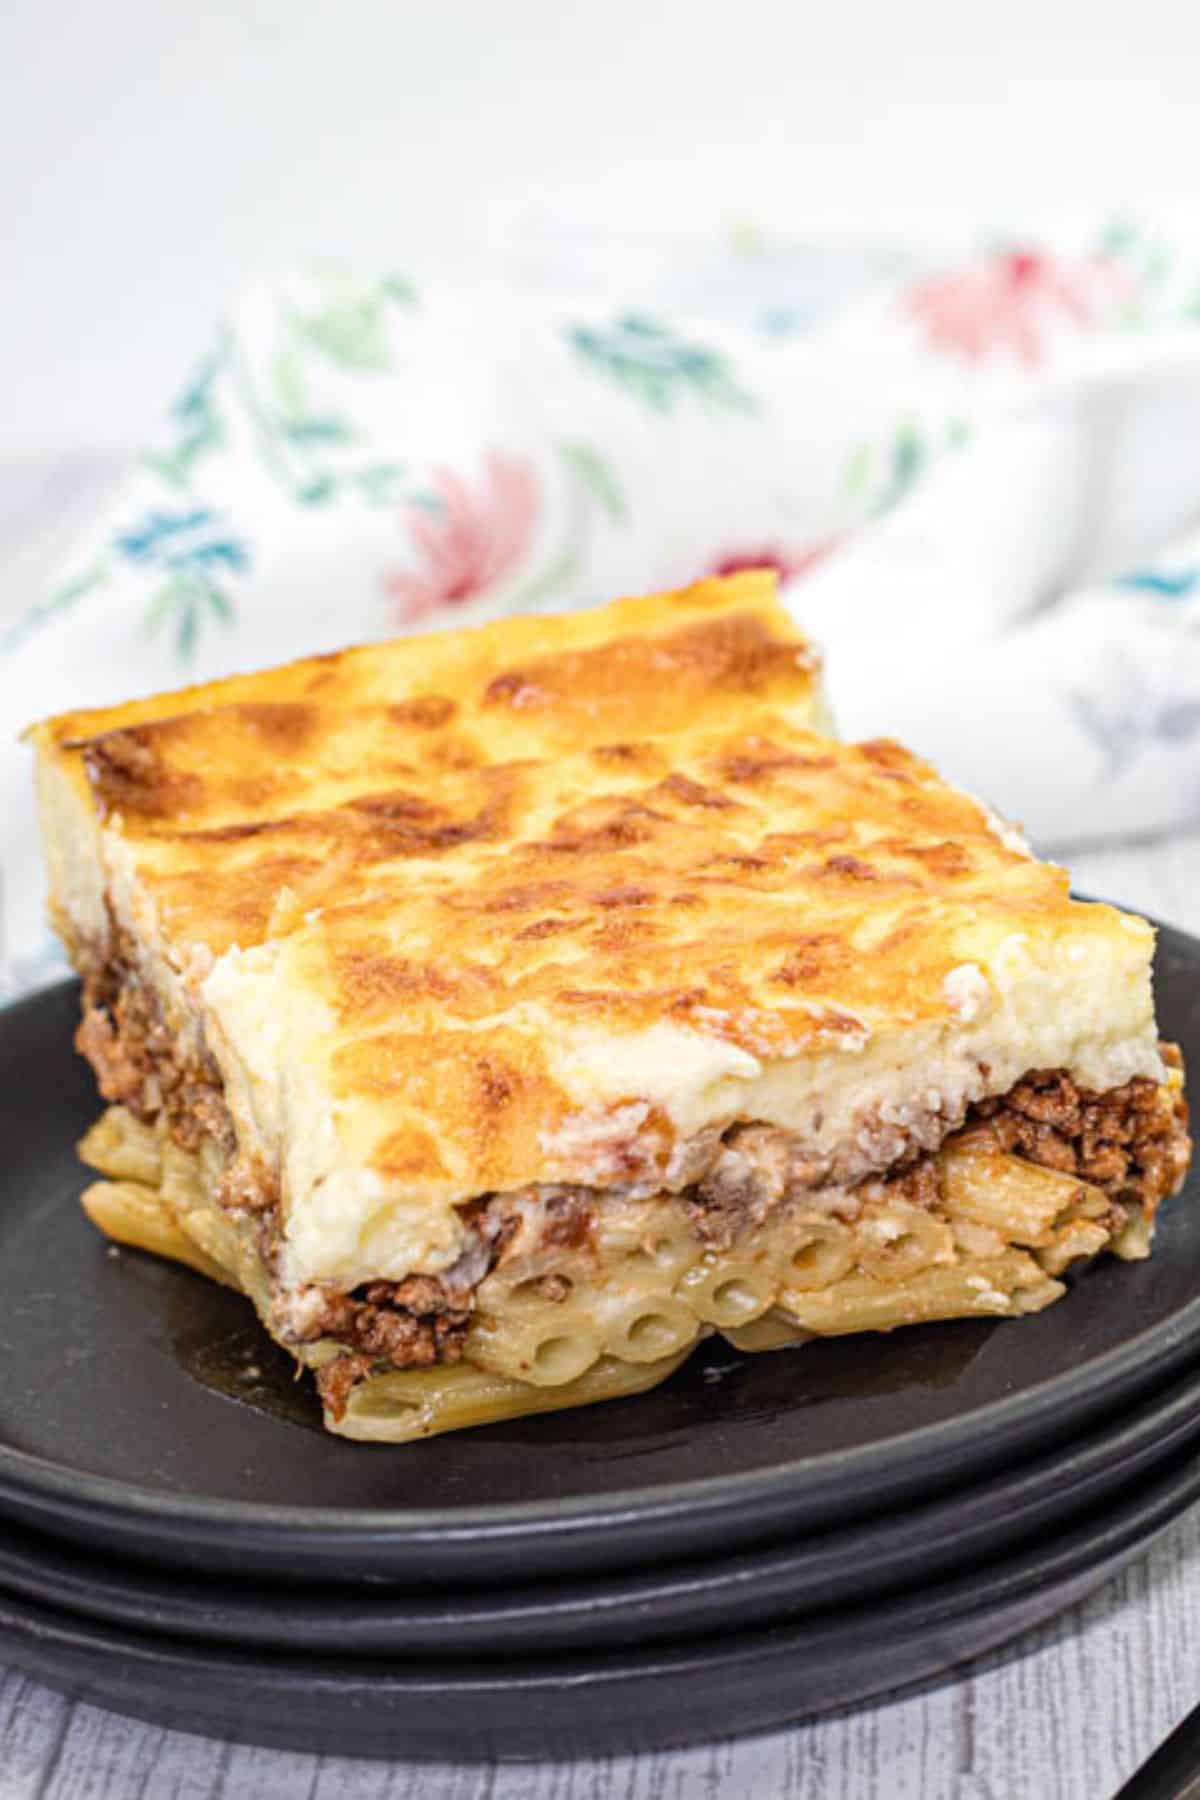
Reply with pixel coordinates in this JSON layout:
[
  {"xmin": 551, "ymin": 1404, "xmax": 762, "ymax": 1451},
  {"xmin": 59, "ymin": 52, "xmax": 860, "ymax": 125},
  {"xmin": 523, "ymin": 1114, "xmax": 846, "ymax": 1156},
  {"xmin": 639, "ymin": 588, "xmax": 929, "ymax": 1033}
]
[{"xmin": 0, "ymin": 919, "xmax": 1198, "ymax": 1760}]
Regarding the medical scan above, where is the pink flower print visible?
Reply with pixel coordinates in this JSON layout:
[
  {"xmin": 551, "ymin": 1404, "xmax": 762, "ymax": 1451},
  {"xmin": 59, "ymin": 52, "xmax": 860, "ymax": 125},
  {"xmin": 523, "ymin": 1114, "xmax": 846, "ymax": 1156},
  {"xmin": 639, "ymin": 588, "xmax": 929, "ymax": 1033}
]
[
  {"xmin": 904, "ymin": 248, "xmax": 1126, "ymax": 367},
  {"xmin": 707, "ymin": 541, "xmax": 838, "ymax": 584},
  {"xmin": 387, "ymin": 453, "xmax": 538, "ymax": 622}
]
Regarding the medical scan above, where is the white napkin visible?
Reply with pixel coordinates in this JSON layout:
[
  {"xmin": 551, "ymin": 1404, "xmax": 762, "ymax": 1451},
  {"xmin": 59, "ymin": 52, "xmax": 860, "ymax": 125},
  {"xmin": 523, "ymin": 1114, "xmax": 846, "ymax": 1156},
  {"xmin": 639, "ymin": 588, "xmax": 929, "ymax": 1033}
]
[{"xmin": 4, "ymin": 224, "xmax": 1200, "ymax": 995}]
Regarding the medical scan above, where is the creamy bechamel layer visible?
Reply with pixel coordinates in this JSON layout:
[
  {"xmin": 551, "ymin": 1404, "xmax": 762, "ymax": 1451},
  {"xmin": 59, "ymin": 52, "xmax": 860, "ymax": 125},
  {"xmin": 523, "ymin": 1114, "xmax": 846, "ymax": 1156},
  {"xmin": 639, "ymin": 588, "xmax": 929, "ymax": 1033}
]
[{"xmin": 198, "ymin": 913, "xmax": 1161, "ymax": 1291}]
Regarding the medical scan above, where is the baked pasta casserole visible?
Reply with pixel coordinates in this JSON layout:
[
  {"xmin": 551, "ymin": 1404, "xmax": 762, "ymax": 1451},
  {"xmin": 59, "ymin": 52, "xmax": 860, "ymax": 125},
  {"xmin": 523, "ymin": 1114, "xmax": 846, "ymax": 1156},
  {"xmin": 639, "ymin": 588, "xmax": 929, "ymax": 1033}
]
[{"xmin": 28, "ymin": 572, "xmax": 1191, "ymax": 1438}]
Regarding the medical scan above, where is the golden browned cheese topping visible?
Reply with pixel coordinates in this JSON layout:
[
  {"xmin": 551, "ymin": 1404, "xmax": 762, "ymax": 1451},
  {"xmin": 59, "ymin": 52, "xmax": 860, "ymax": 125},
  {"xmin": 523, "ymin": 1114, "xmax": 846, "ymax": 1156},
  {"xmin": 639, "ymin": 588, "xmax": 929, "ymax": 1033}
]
[
  {"xmin": 71, "ymin": 712, "xmax": 1059, "ymax": 1034},
  {"xmin": 220, "ymin": 719, "xmax": 1140, "ymax": 1207},
  {"xmin": 35, "ymin": 573, "xmax": 826, "ymax": 957},
  {"xmin": 33, "ymin": 570, "xmax": 1161, "ymax": 1225},
  {"xmin": 278, "ymin": 728, "xmax": 1059, "ymax": 1051}
]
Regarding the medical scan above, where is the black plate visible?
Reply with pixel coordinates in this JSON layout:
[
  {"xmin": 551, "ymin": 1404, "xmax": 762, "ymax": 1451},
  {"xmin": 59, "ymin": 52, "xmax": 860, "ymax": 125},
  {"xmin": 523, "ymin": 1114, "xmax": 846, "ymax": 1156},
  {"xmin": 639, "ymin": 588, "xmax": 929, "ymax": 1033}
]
[
  {"xmin": 2, "ymin": 1343, "xmax": 1199, "ymax": 1657},
  {"xmin": 0, "ymin": 919, "xmax": 1196, "ymax": 1587},
  {"xmin": 0, "ymin": 1442, "xmax": 1196, "ymax": 1760}
]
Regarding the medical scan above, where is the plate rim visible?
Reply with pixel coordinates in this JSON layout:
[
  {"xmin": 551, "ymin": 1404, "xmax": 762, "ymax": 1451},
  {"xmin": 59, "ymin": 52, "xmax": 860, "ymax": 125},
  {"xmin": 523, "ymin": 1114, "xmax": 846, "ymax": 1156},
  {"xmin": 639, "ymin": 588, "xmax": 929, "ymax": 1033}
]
[
  {"xmin": 2, "ymin": 1339, "xmax": 1199, "ymax": 1652},
  {"xmin": 0, "ymin": 1432, "xmax": 1194, "ymax": 1762},
  {"xmin": 0, "ymin": 912, "xmax": 1195, "ymax": 1556}
]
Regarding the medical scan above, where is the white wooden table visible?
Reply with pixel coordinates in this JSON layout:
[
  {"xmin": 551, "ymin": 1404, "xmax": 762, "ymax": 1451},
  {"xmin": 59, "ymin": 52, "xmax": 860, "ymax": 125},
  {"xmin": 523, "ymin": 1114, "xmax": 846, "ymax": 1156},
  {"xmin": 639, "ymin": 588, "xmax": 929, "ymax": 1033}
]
[{"xmin": 3, "ymin": 462, "xmax": 1199, "ymax": 1800}]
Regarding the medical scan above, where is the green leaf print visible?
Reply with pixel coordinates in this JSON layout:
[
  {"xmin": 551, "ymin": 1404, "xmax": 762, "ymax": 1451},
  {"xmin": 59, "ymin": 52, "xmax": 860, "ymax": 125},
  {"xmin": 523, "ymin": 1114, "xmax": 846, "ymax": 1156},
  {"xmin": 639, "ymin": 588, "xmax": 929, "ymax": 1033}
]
[
  {"xmin": 840, "ymin": 442, "xmax": 874, "ymax": 499},
  {"xmin": 273, "ymin": 347, "xmax": 309, "ymax": 418},
  {"xmin": 380, "ymin": 274, "xmax": 417, "ymax": 306},
  {"xmin": 504, "ymin": 441, "xmax": 627, "ymax": 613},
  {"xmin": 876, "ymin": 424, "xmax": 924, "ymax": 515},
  {"xmin": 143, "ymin": 355, "xmax": 225, "ymax": 488},
  {"xmin": 867, "ymin": 424, "xmax": 935, "ymax": 525},
  {"xmin": 838, "ymin": 417, "xmax": 967, "ymax": 526},
  {"xmin": 146, "ymin": 568, "xmax": 236, "ymax": 661},
  {"xmin": 272, "ymin": 348, "xmax": 356, "ymax": 447},
  {"xmin": 354, "ymin": 463, "xmax": 406, "ymax": 504},
  {"xmin": 1091, "ymin": 219, "xmax": 1197, "ymax": 329},
  {"xmin": 296, "ymin": 475, "xmax": 336, "ymax": 505},
  {"xmin": 281, "ymin": 417, "xmax": 355, "ymax": 446},
  {"xmin": 559, "ymin": 442, "xmax": 627, "ymax": 523},
  {"xmin": 568, "ymin": 313, "xmax": 757, "ymax": 413},
  {"xmin": 1098, "ymin": 219, "xmax": 1138, "ymax": 258},
  {"xmin": 293, "ymin": 288, "xmax": 400, "ymax": 372},
  {"xmin": 205, "ymin": 583, "xmax": 234, "ymax": 623}
]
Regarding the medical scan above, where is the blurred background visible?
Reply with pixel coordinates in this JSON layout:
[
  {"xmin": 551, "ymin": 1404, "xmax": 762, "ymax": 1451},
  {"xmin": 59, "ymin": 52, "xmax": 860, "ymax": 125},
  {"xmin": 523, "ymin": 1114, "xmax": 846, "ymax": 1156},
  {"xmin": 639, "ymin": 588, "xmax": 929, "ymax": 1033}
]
[{"xmin": 4, "ymin": 0, "xmax": 1200, "ymax": 450}]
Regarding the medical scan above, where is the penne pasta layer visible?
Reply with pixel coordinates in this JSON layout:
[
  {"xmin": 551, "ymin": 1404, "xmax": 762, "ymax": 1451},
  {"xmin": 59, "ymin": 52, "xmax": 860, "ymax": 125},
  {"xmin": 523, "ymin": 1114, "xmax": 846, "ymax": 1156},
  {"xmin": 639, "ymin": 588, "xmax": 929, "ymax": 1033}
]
[{"xmin": 77, "ymin": 1060, "xmax": 1186, "ymax": 1439}]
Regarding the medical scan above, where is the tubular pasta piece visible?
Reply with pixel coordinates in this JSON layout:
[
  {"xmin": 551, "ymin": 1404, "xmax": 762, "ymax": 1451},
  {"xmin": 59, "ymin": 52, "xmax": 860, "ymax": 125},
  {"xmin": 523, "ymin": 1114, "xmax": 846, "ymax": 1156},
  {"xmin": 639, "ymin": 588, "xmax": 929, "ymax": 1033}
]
[
  {"xmin": 468, "ymin": 1311, "xmax": 603, "ymax": 1387},
  {"xmin": 772, "ymin": 1218, "xmax": 855, "ymax": 1292},
  {"xmin": 777, "ymin": 1253, "xmax": 1062, "ymax": 1335},
  {"xmin": 1035, "ymin": 1218, "xmax": 1111, "ymax": 1277},
  {"xmin": 721, "ymin": 1310, "xmax": 813, "ymax": 1353},
  {"xmin": 1112, "ymin": 1208, "xmax": 1155, "ymax": 1262},
  {"xmin": 78, "ymin": 1106, "xmax": 163, "ymax": 1186},
  {"xmin": 941, "ymin": 1147, "xmax": 1107, "ymax": 1246},
  {"xmin": 676, "ymin": 1258, "xmax": 776, "ymax": 1327},
  {"xmin": 601, "ymin": 1294, "xmax": 700, "ymax": 1363},
  {"xmin": 477, "ymin": 1266, "xmax": 579, "ymax": 1314},
  {"xmin": 335, "ymin": 1350, "xmax": 693, "ymax": 1443},
  {"xmin": 475, "ymin": 1230, "xmax": 603, "ymax": 1312},
  {"xmin": 950, "ymin": 1217, "xmax": 1008, "ymax": 1260},
  {"xmin": 159, "ymin": 1135, "xmax": 209, "ymax": 1215},
  {"xmin": 605, "ymin": 1218, "xmax": 703, "ymax": 1287},
  {"xmin": 81, "ymin": 1178, "xmax": 234, "ymax": 1287},
  {"xmin": 855, "ymin": 1203, "xmax": 954, "ymax": 1283},
  {"xmin": 179, "ymin": 1205, "xmax": 273, "ymax": 1311}
]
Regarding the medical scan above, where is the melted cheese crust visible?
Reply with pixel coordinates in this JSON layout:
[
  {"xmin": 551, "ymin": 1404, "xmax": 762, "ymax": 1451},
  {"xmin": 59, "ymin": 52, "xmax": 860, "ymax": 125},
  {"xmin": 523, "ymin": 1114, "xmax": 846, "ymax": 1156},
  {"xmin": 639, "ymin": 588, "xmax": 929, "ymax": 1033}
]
[
  {"xmin": 33, "ymin": 571, "xmax": 824, "ymax": 953},
  {"xmin": 31, "ymin": 574, "xmax": 1162, "ymax": 1293}
]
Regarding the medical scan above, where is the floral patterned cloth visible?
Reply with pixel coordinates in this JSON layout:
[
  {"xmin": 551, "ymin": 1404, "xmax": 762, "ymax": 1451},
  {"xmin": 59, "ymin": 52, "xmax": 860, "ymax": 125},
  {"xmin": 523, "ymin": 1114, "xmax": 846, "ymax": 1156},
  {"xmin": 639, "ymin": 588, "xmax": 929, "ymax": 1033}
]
[{"xmin": 4, "ymin": 223, "xmax": 1200, "ymax": 994}]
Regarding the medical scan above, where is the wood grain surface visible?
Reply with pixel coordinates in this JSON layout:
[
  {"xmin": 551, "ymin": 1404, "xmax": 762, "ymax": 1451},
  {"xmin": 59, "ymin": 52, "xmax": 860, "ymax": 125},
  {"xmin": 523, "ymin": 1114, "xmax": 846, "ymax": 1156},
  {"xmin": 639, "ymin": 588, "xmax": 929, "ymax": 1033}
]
[
  {"xmin": 2, "ymin": 1488, "xmax": 1200, "ymax": 1800},
  {"xmin": 2, "ymin": 461, "xmax": 1198, "ymax": 1800}
]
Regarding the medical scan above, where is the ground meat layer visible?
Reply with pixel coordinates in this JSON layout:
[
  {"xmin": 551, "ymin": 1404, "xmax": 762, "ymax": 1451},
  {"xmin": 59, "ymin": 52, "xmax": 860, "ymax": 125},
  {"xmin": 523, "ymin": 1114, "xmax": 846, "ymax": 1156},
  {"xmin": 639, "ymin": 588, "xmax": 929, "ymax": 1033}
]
[
  {"xmin": 682, "ymin": 1057, "xmax": 1189, "ymax": 1252},
  {"xmin": 77, "ymin": 938, "xmax": 233, "ymax": 1157},
  {"xmin": 967, "ymin": 1053, "xmax": 1190, "ymax": 1208}
]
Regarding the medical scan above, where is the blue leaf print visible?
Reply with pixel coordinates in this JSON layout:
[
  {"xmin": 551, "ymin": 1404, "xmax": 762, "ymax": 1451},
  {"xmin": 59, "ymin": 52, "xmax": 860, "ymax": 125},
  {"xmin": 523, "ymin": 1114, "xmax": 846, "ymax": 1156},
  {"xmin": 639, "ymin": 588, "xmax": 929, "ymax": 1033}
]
[
  {"xmin": 281, "ymin": 416, "xmax": 355, "ymax": 446},
  {"xmin": 1116, "ymin": 568, "xmax": 1200, "ymax": 601},
  {"xmin": 119, "ymin": 508, "xmax": 249, "ymax": 661},
  {"xmin": 872, "ymin": 423, "xmax": 925, "ymax": 518},
  {"xmin": 354, "ymin": 463, "xmax": 405, "ymax": 505},
  {"xmin": 117, "ymin": 509, "xmax": 220, "ymax": 562},
  {"xmin": 297, "ymin": 476, "xmax": 336, "ymax": 505},
  {"xmin": 758, "ymin": 306, "xmax": 806, "ymax": 337},
  {"xmin": 143, "ymin": 356, "xmax": 225, "ymax": 487},
  {"xmin": 175, "ymin": 540, "xmax": 247, "ymax": 572}
]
